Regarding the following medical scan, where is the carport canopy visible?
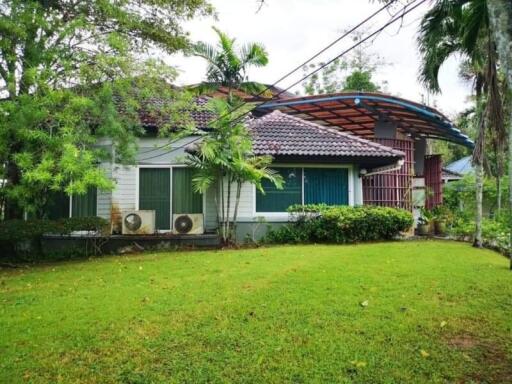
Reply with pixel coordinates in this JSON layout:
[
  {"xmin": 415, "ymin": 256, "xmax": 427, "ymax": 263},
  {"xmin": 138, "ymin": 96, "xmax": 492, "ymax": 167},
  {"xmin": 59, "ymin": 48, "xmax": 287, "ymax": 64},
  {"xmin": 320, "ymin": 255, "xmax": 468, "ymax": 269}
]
[{"xmin": 255, "ymin": 92, "xmax": 473, "ymax": 148}]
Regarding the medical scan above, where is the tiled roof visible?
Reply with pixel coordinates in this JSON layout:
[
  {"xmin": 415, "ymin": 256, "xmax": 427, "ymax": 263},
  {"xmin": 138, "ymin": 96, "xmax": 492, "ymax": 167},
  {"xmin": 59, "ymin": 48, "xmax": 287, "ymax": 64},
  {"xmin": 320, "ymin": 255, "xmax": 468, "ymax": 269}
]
[
  {"xmin": 139, "ymin": 96, "xmax": 215, "ymax": 130},
  {"xmin": 248, "ymin": 110, "xmax": 405, "ymax": 158}
]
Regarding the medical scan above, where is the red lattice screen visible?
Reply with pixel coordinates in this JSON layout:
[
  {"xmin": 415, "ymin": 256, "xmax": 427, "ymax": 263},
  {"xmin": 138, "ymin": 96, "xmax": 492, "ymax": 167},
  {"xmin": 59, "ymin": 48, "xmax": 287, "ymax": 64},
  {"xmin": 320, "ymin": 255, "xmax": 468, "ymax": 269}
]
[
  {"xmin": 424, "ymin": 154, "xmax": 443, "ymax": 209},
  {"xmin": 362, "ymin": 139, "xmax": 413, "ymax": 211}
]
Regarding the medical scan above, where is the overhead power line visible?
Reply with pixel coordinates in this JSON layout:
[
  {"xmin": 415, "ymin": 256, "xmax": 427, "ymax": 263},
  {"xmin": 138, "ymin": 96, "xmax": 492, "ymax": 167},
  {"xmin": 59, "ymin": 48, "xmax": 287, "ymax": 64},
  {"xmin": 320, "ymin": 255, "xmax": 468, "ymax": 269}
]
[
  {"xmin": 138, "ymin": 0, "xmax": 426, "ymax": 162},
  {"xmin": 138, "ymin": 0, "xmax": 397, "ymax": 157}
]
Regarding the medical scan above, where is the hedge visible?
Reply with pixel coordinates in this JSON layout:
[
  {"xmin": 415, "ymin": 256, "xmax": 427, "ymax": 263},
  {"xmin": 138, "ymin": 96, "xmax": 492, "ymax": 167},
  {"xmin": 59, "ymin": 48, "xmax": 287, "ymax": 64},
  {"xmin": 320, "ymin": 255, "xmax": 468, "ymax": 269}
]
[
  {"xmin": 265, "ymin": 205, "xmax": 413, "ymax": 244},
  {"xmin": 0, "ymin": 217, "xmax": 109, "ymax": 262}
]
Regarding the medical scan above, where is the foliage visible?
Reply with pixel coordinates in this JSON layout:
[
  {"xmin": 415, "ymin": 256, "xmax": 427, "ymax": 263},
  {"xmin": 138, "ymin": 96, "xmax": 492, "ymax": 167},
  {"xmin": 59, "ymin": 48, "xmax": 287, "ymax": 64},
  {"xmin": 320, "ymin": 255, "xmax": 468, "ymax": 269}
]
[
  {"xmin": 189, "ymin": 27, "xmax": 270, "ymax": 98},
  {"xmin": 448, "ymin": 214, "xmax": 510, "ymax": 255},
  {"xmin": 0, "ymin": 217, "xmax": 108, "ymax": 242},
  {"xmin": 301, "ymin": 29, "xmax": 386, "ymax": 95},
  {"xmin": 0, "ymin": 217, "xmax": 109, "ymax": 262},
  {"xmin": 186, "ymin": 99, "xmax": 282, "ymax": 244},
  {"xmin": 0, "ymin": 0, "xmax": 212, "ymax": 218},
  {"xmin": 443, "ymin": 174, "xmax": 509, "ymax": 217},
  {"xmin": 265, "ymin": 205, "xmax": 413, "ymax": 244},
  {"xmin": 1, "ymin": 242, "xmax": 511, "ymax": 382}
]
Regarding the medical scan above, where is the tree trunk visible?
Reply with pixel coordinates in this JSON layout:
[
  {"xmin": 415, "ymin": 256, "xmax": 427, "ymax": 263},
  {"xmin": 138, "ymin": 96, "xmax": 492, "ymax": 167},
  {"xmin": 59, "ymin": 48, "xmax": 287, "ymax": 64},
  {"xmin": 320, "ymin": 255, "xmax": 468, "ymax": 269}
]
[
  {"xmin": 472, "ymin": 106, "xmax": 486, "ymax": 249},
  {"xmin": 473, "ymin": 161, "xmax": 484, "ymax": 248},
  {"xmin": 225, "ymin": 173, "xmax": 232, "ymax": 244},
  {"xmin": 219, "ymin": 173, "xmax": 225, "ymax": 243},
  {"xmin": 487, "ymin": 0, "xmax": 512, "ymax": 267},
  {"xmin": 232, "ymin": 181, "xmax": 242, "ymax": 243},
  {"xmin": 496, "ymin": 175, "xmax": 502, "ymax": 215}
]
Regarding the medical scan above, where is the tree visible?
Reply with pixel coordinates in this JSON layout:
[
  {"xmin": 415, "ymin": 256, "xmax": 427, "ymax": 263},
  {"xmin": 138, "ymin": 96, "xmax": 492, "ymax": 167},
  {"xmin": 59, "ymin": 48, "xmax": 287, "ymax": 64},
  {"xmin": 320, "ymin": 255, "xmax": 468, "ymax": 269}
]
[
  {"xmin": 189, "ymin": 27, "xmax": 270, "ymax": 100},
  {"xmin": 301, "ymin": 29, "xmax": 386, "ymax": 95},
  {"xmin": 0, "ymin": 0, "xmax": 212, "ymax": 218},
  {"xmin": 186, "ymin": 99, "xmax": 282, "ymax": 244},
  {"xmin": 487, "ymin": 0, "xmax": 512, "ymax": 267},
  {"xmin": 417, "ymin": 0, "xmax": 506, "ymax": 248}
]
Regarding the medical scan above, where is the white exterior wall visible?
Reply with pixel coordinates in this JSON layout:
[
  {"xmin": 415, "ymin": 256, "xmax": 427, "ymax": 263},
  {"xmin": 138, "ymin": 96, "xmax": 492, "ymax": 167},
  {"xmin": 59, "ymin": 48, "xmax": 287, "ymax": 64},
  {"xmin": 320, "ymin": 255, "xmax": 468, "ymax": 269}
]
[
  {"xmin": 96, "ymin": 162, "xmax": 113, "ymax": 220},
  {"xmin": 98, "ymin": 134, "xmax": 364, "ymax": 233}
]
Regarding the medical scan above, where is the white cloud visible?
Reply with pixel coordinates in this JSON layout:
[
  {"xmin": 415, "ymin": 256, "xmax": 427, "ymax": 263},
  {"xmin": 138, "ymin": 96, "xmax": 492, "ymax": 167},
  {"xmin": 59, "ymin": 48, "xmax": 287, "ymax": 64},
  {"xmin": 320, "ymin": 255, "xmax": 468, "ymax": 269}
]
[{"xmin": 166, "ymin": 0, "xmax": 473, "ymax": 118}]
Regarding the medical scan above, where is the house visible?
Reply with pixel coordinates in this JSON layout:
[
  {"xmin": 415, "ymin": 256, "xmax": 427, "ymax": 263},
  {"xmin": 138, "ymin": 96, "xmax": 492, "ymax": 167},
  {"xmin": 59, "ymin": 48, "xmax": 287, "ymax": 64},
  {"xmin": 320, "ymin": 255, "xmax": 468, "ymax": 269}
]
[{"xmin": 47, "ymin": 92, "xmax": 473, "ymax": 242}]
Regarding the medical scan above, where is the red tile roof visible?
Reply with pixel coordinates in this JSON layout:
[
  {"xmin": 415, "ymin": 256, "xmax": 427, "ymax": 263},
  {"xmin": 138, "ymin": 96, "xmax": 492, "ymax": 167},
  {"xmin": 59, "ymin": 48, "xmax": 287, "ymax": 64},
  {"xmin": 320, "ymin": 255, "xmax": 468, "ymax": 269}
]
[{"xmin": 249, "ymin": 110, "xmax": 404, "ymax": 158}]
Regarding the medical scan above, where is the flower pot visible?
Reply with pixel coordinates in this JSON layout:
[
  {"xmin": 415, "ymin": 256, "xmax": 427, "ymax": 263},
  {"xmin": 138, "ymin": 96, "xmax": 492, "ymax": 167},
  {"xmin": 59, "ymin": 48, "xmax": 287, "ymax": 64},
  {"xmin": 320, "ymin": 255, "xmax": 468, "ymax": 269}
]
[
  {"xmin": 417, "ymin": 223, "xmax": 430, "ymax": 236},
  {"xmin": 434, "ymin": 220, "xmax": 446, "ymax": 235}
]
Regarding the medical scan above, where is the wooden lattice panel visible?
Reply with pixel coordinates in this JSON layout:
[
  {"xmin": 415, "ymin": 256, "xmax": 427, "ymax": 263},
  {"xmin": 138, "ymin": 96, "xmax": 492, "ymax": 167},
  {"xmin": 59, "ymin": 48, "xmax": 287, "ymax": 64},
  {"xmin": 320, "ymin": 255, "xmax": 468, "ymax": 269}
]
[
  {"xmin": 424, "ymin": 154, "xmax": 443, "ymax": 209},
  {"xmin": 362, "ymin": 139, "xmax": 414, "ymax": 211}
]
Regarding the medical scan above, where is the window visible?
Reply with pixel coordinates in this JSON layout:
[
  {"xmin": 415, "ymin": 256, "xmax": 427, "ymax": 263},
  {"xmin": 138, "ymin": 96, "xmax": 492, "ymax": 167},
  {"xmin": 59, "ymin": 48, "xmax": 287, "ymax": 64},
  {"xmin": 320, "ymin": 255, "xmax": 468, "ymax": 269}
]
[
  {"xmin": 256, "ymin": 168, "xmax": 302, "ymax": 212},
  {"xmin": 256, "ymin": 167, "xmax": 349, "ymax": 212},
  {"xmin": 304, "ymin": 168, "xmax": 348, "ymax": 205},
  {"xmin": 46, "ymin": 188, "xmax": 97, "ymax": 219},
  {"xmin": 71, "ymin": 187, "xmax": 97, "ymax": 218}
]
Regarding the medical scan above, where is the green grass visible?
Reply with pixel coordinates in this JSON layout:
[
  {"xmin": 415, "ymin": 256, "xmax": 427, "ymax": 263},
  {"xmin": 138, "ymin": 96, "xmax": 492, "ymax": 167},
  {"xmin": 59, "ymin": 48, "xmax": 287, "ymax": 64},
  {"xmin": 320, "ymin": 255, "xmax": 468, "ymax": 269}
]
[{"xmin": 1, "ymin": 240, "xmax": 511, "ymax": 383}]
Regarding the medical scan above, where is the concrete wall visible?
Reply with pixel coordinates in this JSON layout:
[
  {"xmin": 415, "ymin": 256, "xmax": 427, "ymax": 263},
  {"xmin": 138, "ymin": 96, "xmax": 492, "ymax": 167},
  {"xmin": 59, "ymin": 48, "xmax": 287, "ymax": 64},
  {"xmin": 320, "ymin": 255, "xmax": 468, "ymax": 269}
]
[
  {"xmin": 413, "ymin": 138, "xmax": 427, "ymax": 176},
  {"xmin": 374, "ymin": 118, "xmax": 397, "ymax": 139}
]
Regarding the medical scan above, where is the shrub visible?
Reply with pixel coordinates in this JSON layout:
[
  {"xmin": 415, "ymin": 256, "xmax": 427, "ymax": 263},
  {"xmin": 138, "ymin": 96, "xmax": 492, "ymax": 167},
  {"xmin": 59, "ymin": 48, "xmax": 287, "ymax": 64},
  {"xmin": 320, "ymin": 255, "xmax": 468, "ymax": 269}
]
[
  {"xmin": 447, "ymin": 213, "xmax": 510, "ymax": 255},
  {"xmin": 0, "ymin": 217, "xmax": 109, "ymax": 262},
  {"xmin": 265, "ymin": 205, "xmax": 413, "ymax": 244}
]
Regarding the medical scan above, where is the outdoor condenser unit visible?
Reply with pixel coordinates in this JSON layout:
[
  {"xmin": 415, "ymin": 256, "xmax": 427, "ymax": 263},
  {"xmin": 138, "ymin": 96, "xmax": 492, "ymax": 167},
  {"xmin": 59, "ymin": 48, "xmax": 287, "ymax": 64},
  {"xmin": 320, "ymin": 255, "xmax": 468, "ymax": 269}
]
[
  {"xmin": 122, "ymin": 210, "xmax": 156, "ymax": 235},
  {"xmin": 172, "ymin": 214, "xmax": 204, "ymax": 235}
]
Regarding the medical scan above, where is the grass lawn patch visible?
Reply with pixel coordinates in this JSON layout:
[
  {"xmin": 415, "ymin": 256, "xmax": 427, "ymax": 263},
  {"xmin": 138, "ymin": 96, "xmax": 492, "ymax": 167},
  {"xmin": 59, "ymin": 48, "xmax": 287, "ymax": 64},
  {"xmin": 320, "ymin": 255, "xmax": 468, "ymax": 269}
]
[{"xmin": 1, "ymin": 240, "xmax": 511, "ymax": 383}]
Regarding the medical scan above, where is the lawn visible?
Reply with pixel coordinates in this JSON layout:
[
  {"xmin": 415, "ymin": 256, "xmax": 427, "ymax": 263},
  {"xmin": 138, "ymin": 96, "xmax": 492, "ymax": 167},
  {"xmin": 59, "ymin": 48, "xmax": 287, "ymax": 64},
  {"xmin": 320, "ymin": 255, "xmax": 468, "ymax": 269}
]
[{"xmin": 1, "ymin": 240, "xmax": 511, "ymax": 383}]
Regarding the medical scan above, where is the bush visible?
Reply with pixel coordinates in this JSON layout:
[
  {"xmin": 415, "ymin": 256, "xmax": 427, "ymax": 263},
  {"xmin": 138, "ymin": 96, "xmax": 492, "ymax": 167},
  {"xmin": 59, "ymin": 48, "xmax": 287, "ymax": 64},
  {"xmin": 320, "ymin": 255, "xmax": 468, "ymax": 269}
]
[
  {"xmin": 447, "ymin": 213, "xmax": 510, "ymax": 255},
  {"xmin": 265, "ymin": 205, "xmax": 413, "ymax": 244},
  {"xmin": 0, "ymin": 217, "xmax": 109, "ymax": 262}
]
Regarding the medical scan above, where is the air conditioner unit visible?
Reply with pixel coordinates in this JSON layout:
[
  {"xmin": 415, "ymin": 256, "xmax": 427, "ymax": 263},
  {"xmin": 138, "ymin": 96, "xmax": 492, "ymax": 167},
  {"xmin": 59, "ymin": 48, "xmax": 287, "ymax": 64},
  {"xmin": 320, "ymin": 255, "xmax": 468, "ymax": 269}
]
[
  {"xmin": 173, "ymin": 213, "xmax": 204, "ymax": 235},
  {"xmin": 122, "ymin": 210, "xmax": 156, "ymax": 235}
]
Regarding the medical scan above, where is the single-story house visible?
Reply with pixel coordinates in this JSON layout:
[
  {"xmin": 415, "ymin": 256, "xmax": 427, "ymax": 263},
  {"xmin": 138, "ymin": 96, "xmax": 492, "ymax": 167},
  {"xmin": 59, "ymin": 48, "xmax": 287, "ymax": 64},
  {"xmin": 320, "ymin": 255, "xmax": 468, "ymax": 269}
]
[{"xmin": 47, "ymin": 92, "xmax": 473, "ymax": 242}]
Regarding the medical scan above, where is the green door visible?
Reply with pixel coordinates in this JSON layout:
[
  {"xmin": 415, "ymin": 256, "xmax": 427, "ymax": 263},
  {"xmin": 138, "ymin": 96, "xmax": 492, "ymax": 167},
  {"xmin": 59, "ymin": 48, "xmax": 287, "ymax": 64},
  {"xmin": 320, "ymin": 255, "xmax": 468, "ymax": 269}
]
[
  {"xmin": 304, "ymin": 168, "xmax": 349, "ymax": 205},
  {"xmin": 139, "ymin": 168, "xmax": 171, "ymax": 230}
]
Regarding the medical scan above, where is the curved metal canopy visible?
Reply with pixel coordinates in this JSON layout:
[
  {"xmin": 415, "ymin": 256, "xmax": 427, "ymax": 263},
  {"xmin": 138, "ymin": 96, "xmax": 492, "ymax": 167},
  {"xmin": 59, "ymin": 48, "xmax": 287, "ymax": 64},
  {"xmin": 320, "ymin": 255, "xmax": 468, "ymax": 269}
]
[{"xmin": 255, "ymin": 92, "xmax": 473, "ymax": 148}]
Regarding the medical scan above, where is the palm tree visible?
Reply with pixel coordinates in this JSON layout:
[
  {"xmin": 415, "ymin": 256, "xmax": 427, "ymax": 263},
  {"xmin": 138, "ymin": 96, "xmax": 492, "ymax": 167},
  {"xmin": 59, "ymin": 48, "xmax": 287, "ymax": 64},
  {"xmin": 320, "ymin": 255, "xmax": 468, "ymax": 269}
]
[
  {"xmin": 417, "ymin": 0, "xmax": 506, "ymax": 248},
  {"xmin": 189, "ymin": 27, "xmax": 269, "ymax": 102},
  {"xmin": 487, "ymin": 0, "xmax": 512, "ymax": 268},
  {"xmin": 186, "ymin": 98, "xmax": 282, "ymax": 244}
]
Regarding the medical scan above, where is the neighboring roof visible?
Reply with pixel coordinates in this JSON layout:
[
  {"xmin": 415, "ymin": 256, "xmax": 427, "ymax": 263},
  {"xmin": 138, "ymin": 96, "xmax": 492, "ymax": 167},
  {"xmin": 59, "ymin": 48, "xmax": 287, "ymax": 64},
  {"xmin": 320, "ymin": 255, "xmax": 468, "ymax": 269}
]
[
  {"xmin": 248, "ymin": 110, "xmax": 405, "ymax": 160},
  {"xmin": 445, "ymin": 156, "xmax": 473, "ymax": 175},
  {"xmin": 442, "ymin": 167, "xmax": 463, "ymax": 181},
  {"xmin": 255, "ymin": 92, "xmax": 473, "ymax": 148}
]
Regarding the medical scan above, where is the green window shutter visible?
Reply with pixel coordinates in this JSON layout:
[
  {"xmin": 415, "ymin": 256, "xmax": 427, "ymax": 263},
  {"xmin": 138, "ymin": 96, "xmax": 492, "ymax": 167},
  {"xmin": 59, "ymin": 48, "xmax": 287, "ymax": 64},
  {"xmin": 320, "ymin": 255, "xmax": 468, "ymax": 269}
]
[
  {"xmin": 47, "ymin": 191, "xmax": 70, "ymax": 219},
  {"xmin": 139, "ymin": 168, "xmax": 171, "ymax": 230},
  {"xmin": 72, "ymin": 187, "xmax": 97, "ymax": 218},
  {"xmin": 172, "ymin": 168, "xmax": 202, "ymax": 214},
  {"xmin": 256, "ymin": 167, "xmax": 302, "ymax": 212},
  {"xmin": 304, "ymin": 168, "xmax": 348, "ymax": 205}
]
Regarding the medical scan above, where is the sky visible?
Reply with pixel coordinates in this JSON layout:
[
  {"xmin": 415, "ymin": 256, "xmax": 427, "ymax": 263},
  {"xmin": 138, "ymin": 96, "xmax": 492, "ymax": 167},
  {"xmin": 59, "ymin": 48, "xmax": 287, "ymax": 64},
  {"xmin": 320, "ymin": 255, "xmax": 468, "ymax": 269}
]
[{"xmin": 167, "ymin": 0, "xmax": 473, "ymax": 118}]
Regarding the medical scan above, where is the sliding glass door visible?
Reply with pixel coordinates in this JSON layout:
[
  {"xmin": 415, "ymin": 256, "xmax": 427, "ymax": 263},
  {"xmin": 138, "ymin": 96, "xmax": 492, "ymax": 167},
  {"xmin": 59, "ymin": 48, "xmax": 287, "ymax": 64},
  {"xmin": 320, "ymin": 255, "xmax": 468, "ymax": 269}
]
[
  {"xmin": 139, "ymin": 168, "xmax": 171, "ymax": 230},
  {"xmin": 139, "ymin": 167, "xmax": 203, "ymax": 230},
  {"xmin": 172, "ymin": 168, "xmax": 202, "ymax": 214}
]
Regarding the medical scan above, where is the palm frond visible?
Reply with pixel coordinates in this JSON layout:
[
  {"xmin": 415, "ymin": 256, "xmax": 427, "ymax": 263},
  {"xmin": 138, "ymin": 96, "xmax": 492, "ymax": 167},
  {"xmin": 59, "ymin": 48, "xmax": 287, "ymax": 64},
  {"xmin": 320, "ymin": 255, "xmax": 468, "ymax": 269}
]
[{"xmin": 240, "ymin": 43, "xmax": 269, "ymax": 67}]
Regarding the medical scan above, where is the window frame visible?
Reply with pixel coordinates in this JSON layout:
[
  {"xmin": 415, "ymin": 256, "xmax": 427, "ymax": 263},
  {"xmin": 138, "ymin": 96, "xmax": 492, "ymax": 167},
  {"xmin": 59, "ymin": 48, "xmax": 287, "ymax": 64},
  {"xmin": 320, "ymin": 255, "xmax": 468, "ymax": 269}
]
[{"xmin": 253, "ymin": 164, "xmax": 354, "ymax": 221}]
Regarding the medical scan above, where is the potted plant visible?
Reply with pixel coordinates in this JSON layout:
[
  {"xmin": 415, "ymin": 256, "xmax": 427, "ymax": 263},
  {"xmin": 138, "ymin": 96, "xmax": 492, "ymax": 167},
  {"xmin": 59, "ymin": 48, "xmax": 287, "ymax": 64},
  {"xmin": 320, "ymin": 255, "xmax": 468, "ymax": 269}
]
[
  {"xmin": 432, "ymin": 206, "xmax": 450, "ymax": 235},
  {"xmin": 417, "ymin": 207, "xmax": 433, "ymax": 236}
]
